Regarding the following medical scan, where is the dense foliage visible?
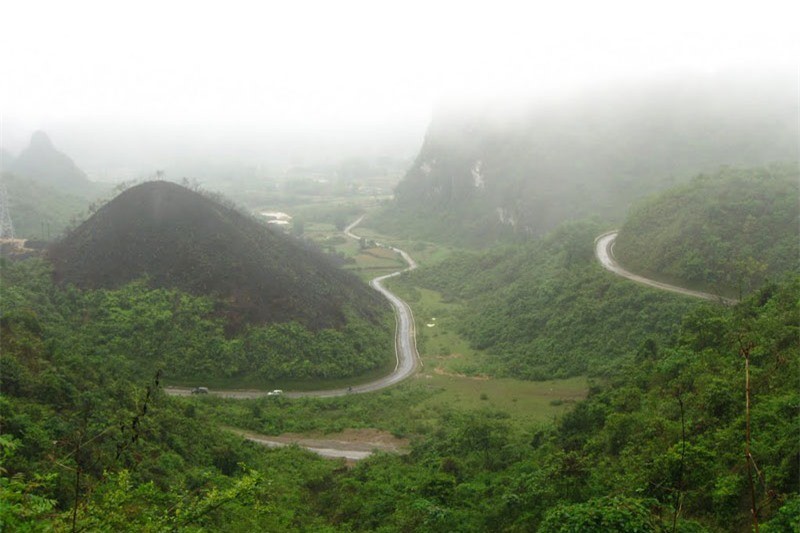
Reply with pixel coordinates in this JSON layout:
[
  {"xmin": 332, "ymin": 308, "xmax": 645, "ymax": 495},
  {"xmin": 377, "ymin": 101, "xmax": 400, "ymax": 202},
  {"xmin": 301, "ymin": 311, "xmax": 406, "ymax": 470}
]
[
  {"xmin": 614, "ymin": 164, "xmax": 799, "ymax": 295},
  {"xmin": 48, "ymin": 180, "xmax": 386, "ymax": 330},
  {"xmin": 3, "ymin": 271, "xmax": 797, "ymax": 531},
  {"xmin": 408, "ymin": 221, "xmax": 697, "ymax": 378},
  {"xmin": 2, "ymin": 152, "xmax": 797, "ymax": 530},
  {"xmin": 372, "ymin": 75, "xmax": 798, "ymax": 246},
  {"xmin": 1, "ymin": 259, "xmax": 393, "ymax": 383},
  {"xmin": 196, "ymin": 277, "xmax": 800, "ymax": 532},
  {"xmin": 1, "ymin": 369, "xmax": 345, "ymax": 531}
]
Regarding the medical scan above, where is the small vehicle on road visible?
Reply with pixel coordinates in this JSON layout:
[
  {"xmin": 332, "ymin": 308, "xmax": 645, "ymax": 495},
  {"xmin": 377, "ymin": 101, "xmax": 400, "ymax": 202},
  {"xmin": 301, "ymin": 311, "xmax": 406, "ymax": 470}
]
[
  {"xmin": 267, "ymin": 389, "xmax": 283, "ymax": 397},
  {"xmin": 191, "ymin": 386, "xmax": 209, "ymax": 394}
]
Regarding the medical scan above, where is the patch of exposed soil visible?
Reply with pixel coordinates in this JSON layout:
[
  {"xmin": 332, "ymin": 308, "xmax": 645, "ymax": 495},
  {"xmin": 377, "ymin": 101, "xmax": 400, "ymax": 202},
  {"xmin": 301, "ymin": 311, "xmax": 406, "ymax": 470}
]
[{"xmin": 226, "ymin": 427, "xmax": 409, "ymax": 462}]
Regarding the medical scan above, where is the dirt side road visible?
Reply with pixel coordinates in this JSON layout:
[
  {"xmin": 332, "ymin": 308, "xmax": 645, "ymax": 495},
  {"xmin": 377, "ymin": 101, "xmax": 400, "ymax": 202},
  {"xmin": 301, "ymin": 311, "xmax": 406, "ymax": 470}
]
[{"xmin": 225, "ymin": 427, "xmax": 410, "ymax": 462}]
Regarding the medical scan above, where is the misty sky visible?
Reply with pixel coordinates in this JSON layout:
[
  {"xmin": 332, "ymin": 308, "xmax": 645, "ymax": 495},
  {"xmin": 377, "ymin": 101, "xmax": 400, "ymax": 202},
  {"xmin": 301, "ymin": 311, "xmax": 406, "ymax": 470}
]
[{"xmin": 1, "ymin": 0, "xmax": 797, "ymax": 164}]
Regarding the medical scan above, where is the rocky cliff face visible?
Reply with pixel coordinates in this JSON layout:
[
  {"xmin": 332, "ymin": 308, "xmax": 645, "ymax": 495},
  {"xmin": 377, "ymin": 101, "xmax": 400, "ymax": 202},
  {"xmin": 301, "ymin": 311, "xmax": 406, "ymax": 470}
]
[{"xmin": 380, "ymin": 74, "xmax": 798, "ymax": 245}]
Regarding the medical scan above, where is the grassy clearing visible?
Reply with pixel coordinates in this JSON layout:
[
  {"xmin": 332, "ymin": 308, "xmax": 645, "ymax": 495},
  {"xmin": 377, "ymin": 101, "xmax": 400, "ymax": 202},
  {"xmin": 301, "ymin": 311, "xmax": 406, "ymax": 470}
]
[
  {"xmin": 412, "ymin": 374, "xmax": 588, "ymax": 425},
  {"xmin": 348, "ymin": 250, "xmax": 405, "ymax": 270},
  {"xmin": 385, "ymin": 278, "xmax": 589, "ymax": 426},
  {"xmin": 340, "ymin": 247, "xmax": 406, "ymax": 283}
]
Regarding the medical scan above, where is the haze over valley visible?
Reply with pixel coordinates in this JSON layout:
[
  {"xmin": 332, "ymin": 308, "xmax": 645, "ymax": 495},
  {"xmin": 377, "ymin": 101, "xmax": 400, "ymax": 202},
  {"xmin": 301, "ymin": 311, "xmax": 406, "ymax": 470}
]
[{"xmin": 1, "ymin": 1, "xmax": 798, "ymax": 531}]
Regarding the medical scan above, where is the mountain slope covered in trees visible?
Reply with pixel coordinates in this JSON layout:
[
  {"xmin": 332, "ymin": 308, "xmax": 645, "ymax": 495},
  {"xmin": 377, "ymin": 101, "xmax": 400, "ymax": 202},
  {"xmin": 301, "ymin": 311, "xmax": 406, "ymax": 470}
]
[
  {"xmin": 48, "ymin": 180, "xmax": 385, "ymax": 330},
  {"xmin": 371, "ymin": 75, "xmax": 798, "ymax": 246},
  {"xmin": 405, "ymin": 221, "xmax": 698, "ymax": 378},
  {"xmin": 312, "ymin": 278, "xmax": 799, "ymax": 532},
  {"xmin": 3, "ymin": 254, "xmax": 797, "ymax": 530},
  {"xmin": 614, "ymin": 164, "xmax": 799, "ymax": 296}
]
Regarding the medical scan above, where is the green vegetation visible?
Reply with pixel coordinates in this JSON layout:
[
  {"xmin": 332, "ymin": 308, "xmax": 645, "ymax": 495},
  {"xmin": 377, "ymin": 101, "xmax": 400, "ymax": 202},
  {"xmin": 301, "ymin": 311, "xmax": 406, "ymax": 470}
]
[
  {"xmin": 1, "ymin": 362, "xmax": 347, "ymax": 530},
  {"xmin": 379, "ymin": 281, "xmax": 590, "ymax": 422},
  {"xmin": 2, "ymin": 156, "xmax": 798, "ymax": 530},
  {"xmin": 407, "ymin": 221, "xmax": 697, "ymax": 378},
  {"xmin": 177, "ymin": 277, "xmax": 800, "ymax": 532},
  {"xmin": 3, "ymin": 272, "xmax": 796, "ymax": 530},
  {"xmin": 1, "ymin": 259, "xmax": 393, "ymax": 383},
  {"xmin": 615, "ymin": 164, "xmax": 799, "ymax": 296}
]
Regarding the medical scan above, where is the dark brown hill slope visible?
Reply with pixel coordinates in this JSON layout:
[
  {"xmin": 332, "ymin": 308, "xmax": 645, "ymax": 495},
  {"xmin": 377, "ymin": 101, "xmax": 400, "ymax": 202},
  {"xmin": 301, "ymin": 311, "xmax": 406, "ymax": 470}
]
[{"xmin": 48, "ymin": 181, "xmax": 384, "ymax": 329}]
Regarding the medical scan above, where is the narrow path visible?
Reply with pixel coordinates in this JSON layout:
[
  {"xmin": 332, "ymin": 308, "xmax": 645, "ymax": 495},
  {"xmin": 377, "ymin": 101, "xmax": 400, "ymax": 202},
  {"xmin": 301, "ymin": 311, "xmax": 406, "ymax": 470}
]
[
  {"xmin": 595, "ymin": 231, "xmax": 738, "ymax": 304},
  {"xmin": 164, "ymin": 215, "xmax": 421, "ymax": 399}
]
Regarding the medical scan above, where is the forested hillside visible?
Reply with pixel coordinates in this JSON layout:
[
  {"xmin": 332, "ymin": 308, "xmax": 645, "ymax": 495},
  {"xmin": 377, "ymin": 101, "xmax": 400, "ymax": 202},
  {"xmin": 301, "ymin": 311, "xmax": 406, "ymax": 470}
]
[
  {"xmin": 614, "ymin": 164, "xmax": 799, "ymax": 296},
  {"xmin": 2, "ymin": 258, "xmax": 392, "ymax": 384},
  {"xmin": 0, "ymin": 267, "xmax": 356, "ymax": 529},
  {"xmin": 3, "ymin": 256, "xmax": 797, "ymax": 530},
  {"xmin": 49, "ymin": 180, "xmax": 386, "ymax": 330},
  {"xmin": 371, "ymin": 75, "xmax": 798, "ymax": 246},
  {"xmin": 407, "ymin": 221, "xmax": 697, "ymax": 378},
  {"xmin": 4, "ymin": 3, "xmax": 798, "ymax": 531},
  {"xmin": 308, "ymin": 278, "xmax": 800, "ymax": 532}
]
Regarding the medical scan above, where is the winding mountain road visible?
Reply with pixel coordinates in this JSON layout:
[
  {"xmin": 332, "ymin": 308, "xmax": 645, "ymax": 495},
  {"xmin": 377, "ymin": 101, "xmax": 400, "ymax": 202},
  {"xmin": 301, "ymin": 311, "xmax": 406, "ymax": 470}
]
[
  {"xmin": 595, "ymin": 231, "xmax": 738, "ymax": 305},
  {"xmin": 164, "ymin": 216, "xmax": 421, "ymax": 399}
]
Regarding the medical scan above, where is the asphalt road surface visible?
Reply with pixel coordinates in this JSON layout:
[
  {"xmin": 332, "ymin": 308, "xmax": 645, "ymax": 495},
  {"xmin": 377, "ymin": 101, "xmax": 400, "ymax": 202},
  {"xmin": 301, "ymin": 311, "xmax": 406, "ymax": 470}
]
[{"xmin": 595, "ymin": 231, "xmax": 738, "ymax": 305}]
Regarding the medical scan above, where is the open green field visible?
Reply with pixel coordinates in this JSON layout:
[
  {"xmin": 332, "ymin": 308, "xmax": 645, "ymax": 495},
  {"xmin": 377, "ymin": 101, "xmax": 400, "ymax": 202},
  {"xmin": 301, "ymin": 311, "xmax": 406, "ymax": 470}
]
[
  {"xmin": 412, "ymin": 374, "xmax": 588, "ymax": 425},
  {"xmin": 345, "ymin": 247, "xmax": 406, "ymax": 276}
]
